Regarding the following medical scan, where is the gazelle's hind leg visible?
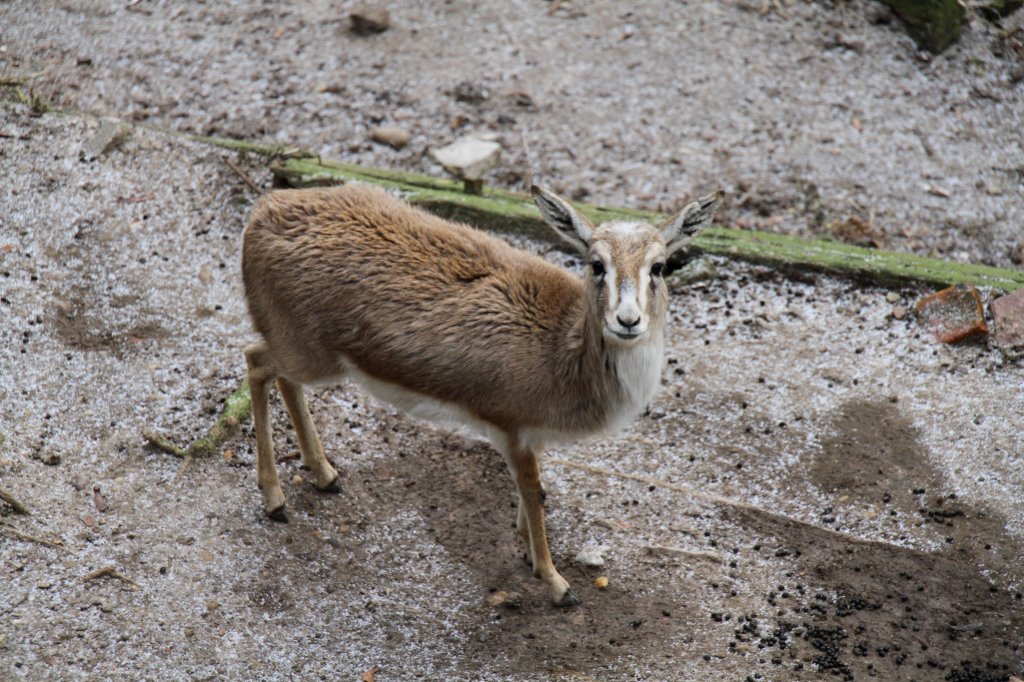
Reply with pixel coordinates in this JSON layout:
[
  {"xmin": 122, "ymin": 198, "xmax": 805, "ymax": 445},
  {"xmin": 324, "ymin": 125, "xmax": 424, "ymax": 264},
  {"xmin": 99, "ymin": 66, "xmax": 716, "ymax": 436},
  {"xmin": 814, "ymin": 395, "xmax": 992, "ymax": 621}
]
[
  {"xmin": 245, "ymin": 343, "xmax": 288, "ymax": 522},
  {"xmin": 506, "ymin": 438, "xmax": 580, "ymax": 607},
  {"xmin": 276, "ymin": 377, "xmax": 340, "ymax": 493}
]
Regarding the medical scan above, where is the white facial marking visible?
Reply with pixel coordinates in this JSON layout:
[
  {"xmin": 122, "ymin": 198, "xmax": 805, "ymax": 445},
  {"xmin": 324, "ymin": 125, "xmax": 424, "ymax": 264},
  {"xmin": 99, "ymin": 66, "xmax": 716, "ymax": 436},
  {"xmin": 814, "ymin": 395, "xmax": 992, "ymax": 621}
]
[{"xmin": 617, "ymin": 279, "xmax": 640, "ymax": 325}]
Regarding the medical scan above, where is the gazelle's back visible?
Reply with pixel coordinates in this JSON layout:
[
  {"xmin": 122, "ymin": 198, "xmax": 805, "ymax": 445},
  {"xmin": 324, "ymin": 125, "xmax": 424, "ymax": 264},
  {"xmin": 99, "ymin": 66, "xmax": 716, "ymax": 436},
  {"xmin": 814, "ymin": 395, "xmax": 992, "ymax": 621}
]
[{"xmin": 242, "ymin": 184, "xmax": 586, "ymax": 430}]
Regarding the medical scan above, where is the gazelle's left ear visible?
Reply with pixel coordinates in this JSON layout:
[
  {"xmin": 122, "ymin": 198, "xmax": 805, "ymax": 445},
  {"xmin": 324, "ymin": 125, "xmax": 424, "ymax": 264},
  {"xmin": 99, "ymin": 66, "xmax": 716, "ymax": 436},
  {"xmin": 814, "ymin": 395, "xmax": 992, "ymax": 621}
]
[{"xmin": 660, "ymin": 190, "xmax": 723, "ymax": 253}]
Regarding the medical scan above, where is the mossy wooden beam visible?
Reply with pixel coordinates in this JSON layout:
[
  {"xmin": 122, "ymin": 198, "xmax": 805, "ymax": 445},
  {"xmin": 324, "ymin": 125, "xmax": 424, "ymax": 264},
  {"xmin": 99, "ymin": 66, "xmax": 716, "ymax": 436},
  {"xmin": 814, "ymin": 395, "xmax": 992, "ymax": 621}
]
[{"xmin": 267, "ymin": 154, "xmax": 1024, "ymax": 294}]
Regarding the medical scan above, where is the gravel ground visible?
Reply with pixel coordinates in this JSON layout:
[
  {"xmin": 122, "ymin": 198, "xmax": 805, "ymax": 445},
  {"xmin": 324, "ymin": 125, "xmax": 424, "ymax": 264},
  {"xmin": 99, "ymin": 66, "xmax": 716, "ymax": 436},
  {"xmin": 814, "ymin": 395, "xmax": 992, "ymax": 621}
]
[
  {"xmin": 2, "ymin": 1, "xmax": 1023, "ymax": 680},
  {"xmin": 2, "ymin": 0, "xmax": 1023, "ymax": 264}
]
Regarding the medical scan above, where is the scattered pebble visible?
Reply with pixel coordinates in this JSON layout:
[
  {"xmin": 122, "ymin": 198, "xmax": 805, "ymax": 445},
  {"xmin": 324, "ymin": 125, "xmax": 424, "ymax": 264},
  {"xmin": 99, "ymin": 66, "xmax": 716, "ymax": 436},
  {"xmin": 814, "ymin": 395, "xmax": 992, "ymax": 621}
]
[
  {"xmin": 486, "ymin": 590, "xmax": 522, "ymax": 609},
  {"xmin": 574, "ymin": 544, "xmax": 610, "ymax": 568},
  {"xmin": 594, "ymin": 576, "xmax": 609, "ymax": 589},
  {"xmin": 35, "ymin": 451, "xmax": 61, "ymax": 466},
  {"xmin": 81, "ymin": 117, "xmax": 129, "ymax": 160},
  {"xmin": 913, "ymin": 284, "xmax": 988, "ymax": 343},
  {"xmin": 990, "ymin": 288, "xmax": 1024, "ymax": 357},
  {"xmin": 290, "ymin": 474, "xmax": 303, "ymax": 485},
  {"xmin": 452, "ymin": 81, "xmax": 488, "ymax": 104},
  {"xmin": 670, "ymin": 257, "xmax": 718, "ymax": 290},
  {"xmin": 349, "ymin": 5, "xmax": 390, "ymax": 34},
  {"xmin": 92, "ymin": 485, "xmax": 108, "ymax": 512},
  {"xmin": 369, "ymin": 126, "xmax": 411, "ymax": 150}
]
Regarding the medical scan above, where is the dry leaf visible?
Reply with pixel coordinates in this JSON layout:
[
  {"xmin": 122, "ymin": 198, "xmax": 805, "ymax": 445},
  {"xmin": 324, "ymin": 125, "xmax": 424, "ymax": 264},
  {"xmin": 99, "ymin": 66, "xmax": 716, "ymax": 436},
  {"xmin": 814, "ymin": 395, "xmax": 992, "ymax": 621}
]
[{"xmin": 361, "ymin": 665, "xmax": 380, "ymax": 682}]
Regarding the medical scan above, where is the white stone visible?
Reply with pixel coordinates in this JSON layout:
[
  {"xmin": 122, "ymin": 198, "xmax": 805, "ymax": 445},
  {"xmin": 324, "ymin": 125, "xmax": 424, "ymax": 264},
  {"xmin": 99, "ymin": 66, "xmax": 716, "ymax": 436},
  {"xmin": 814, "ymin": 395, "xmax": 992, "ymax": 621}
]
[
  {"xmin": 430, "ymin": 135, "xmax": 502, "ymax": 181},
  {"xmin": 574, "ymin": 544, "xmax": 610, "ymax": 568}
]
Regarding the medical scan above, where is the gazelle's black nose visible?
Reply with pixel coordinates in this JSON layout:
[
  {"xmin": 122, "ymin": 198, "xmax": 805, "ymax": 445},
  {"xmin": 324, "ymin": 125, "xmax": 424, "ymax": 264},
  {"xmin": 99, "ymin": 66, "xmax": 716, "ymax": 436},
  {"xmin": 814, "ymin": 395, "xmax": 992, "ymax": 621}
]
[{"xmin": 616, "ymin": 314, "xmax": 640, "ymax": 329}]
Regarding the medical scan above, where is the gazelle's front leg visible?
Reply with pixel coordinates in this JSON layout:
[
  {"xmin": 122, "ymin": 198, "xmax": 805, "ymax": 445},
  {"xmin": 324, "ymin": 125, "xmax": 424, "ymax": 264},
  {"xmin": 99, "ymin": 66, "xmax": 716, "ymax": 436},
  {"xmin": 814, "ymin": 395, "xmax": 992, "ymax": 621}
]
[
  {"xmin": 507, "ymin": 441, "xmax": 580, "ymax": 607},
  {"xmin": 245, "ymin": 343, "xmax": 288, "ymax": 522}
]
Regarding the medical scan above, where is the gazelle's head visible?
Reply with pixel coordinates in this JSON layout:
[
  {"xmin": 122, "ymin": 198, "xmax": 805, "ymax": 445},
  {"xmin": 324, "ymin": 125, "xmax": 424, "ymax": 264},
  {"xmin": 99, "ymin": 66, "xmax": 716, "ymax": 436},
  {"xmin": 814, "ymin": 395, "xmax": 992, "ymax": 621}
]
[{"xmin": 532, "ymin": 185, "xmax": 722, "ymax": 347}]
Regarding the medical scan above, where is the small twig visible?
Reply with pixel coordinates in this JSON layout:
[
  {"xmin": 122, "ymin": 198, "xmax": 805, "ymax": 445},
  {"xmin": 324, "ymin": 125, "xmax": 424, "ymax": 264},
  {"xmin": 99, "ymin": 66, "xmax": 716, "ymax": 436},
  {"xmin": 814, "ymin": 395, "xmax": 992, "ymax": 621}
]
[
  {"xmin": 222, "ymin": 156, "xmax": 262, "ymax": 195},
  {"xmin": 913, "ymin": 127, "xmax": 936, "ymax": 158},
  {"xmin": 142, "ymin": 430, "xmax": 187, "ymax": 457},
  {"xmin": 174, "ymin": 455, "xmax": 193, "ymax": 481},
  {"xmin": 0, "ymin": 521, "xmax": 63, "ymax": 548},
  {"xmin": 0, "ymin": 485, "xmax": 31, "ymax": 514},
  {"xmin": 643, "ymin": 545, "xmax": 722, "ymax": 563},
  {"xmin": 83, "ymin": 565, "xmax": 140, "ymax": 590}
]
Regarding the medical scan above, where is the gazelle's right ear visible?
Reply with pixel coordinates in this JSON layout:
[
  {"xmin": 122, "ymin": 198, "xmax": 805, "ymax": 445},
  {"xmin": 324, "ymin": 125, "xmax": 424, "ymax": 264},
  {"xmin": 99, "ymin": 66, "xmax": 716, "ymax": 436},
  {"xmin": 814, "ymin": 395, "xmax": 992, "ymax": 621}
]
[{"xmin": 531, "ymin": 185, "xmax": 594, "ymax": 255}]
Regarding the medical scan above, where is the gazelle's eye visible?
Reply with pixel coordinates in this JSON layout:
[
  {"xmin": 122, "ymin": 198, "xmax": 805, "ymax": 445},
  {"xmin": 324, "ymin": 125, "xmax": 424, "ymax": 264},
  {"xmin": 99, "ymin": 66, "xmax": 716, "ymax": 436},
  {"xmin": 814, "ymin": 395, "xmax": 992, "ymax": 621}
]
[
  {"xmin": 591, "ymin": 260, "xmax": 606, "ymax": 278},
  {"xmin": 650, "ymin": 262, "xmax": 665, "ymax": 279}
]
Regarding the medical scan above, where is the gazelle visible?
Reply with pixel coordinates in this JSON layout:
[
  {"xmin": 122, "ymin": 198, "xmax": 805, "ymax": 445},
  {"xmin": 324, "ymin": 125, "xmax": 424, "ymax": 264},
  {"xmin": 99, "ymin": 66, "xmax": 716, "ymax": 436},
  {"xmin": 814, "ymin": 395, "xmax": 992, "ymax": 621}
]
[{"xmin": 241, "ymin": 183, "xmax": 721, "ymax": 606}]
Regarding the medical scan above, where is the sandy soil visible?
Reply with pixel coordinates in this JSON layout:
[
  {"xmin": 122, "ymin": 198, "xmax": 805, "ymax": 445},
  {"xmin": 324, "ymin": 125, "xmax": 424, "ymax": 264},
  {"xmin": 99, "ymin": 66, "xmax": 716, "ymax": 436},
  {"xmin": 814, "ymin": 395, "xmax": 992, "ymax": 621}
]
[{"xmin": 1, "ymin": 1, "xmax": 1023, "ymax": 680}]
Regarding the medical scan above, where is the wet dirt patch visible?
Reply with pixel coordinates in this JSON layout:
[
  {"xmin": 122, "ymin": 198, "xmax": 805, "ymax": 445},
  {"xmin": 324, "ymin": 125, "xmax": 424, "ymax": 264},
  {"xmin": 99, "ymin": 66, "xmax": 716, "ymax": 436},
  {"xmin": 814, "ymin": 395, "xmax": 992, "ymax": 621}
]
[
  {"xmin": 813, "ymin": 399, "xmax": 938, "ymax": 506},
  {"xmin": 52, "ymin": 286, "xmax": 170, "ymax": 356},
  {"xmin": 360, "ymin": 425, "xmax": 688, "ymax": 678},
  {"xmin": 719, "ymin": 508, "xmax": 1024, "ymax": 681},
  {"xmin": 713, "ymin": 397, "xmax": 1024, "ymax": 680}
]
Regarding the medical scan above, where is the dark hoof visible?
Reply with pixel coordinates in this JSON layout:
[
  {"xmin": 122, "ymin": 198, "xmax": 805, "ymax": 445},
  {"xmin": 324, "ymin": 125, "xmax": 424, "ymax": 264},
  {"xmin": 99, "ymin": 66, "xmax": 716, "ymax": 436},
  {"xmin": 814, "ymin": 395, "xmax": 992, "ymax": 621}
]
[
  {"xmin": 556, "ymin": 590, "xmax": 582, "ymax": 607},
  {"xmin": 319, "ymin": 475, "xmax": 342, "ymax": 494},
  {"xmin": 267, "ymin": 506, "xmax": 289, "ymax": 523}
]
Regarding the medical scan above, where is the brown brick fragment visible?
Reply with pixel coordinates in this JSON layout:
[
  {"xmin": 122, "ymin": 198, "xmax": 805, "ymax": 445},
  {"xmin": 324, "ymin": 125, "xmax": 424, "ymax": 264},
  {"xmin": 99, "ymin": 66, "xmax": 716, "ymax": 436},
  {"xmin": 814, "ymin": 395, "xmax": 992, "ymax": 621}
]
[
  {"xmin": 991, "ymin": 288, "xmax": 1024, "ymax": 353},
  {"xmin": 913, "ymin": 284, "xmax": 988, "ymax": 344}
]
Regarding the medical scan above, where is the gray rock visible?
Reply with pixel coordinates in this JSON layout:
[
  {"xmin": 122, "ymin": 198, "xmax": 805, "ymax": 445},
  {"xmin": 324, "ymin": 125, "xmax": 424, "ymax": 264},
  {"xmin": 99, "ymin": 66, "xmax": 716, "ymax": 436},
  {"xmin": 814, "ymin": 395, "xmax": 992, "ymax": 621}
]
[
  {"xmin": 81, "ymin": 117, "xmax": 128, "ymax": 161},
  {"xmin": 350, "ymin": 5, "xmax": 390, "ymax": 35}
]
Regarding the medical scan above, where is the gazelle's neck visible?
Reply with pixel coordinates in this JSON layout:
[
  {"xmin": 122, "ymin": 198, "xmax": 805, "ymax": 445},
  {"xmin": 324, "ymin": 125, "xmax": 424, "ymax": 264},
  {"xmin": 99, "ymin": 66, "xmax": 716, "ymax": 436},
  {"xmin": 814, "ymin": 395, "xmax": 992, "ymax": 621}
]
[
  {"xmin": 604, "ymin": 329, "xmax": 664, "ymax": 432},
  {"xmin": 559, "ymin": 295, "xmax": 665, "ymax": 436}
]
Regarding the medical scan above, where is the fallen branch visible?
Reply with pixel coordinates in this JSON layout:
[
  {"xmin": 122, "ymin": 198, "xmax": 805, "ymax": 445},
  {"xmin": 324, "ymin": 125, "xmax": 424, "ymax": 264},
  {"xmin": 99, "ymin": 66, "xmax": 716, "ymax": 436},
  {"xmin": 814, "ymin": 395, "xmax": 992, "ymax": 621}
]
[
  {"xmin": 186, "ymin": 379, "xmax": 251, "ymax": 457},
  {"xmin": 0, "ymin": 521, "xmax": 63, "ymax": 548},
  {"xmin": 83, "ymin": 565, "xmax": 140, "ymax": 590},
  {"xmin": 261, "ymin": 151, "xmax": 1024, "ymax": 293},
  {"xmin": 145, "ymin": 379, "xmax": 252, "ymax": 459},
  {"xmin": 548, "ymin": 457, "xmax": 922, "ymax": 553},
  {"xmin": 0, "ymin": 485, "xmax": 31, "ymax": 514}
]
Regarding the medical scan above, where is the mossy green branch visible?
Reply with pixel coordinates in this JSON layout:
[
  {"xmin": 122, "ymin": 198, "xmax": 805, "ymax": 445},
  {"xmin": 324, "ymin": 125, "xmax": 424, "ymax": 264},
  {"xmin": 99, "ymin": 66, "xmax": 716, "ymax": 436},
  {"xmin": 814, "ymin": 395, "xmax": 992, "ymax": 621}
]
[
  {"xmin": 268, "ymin": 155, "xmax": 1024, "ymax": 294},
  {"xmin": 145, "ymin": 379, "xmax": 252, "ymax": 458},
  {"xmin": 693, "ymin": 228, "xmax": 1024, "ymax": 292}
]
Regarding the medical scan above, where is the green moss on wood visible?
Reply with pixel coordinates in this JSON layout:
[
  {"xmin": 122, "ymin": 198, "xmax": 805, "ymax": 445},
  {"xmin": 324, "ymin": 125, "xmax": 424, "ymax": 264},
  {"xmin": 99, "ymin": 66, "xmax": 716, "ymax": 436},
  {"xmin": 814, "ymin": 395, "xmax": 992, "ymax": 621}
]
[
  {"xmin": 878, "ymin": 0, "xmax": 964, "ymax": 53},
  {"xmin": 268, "ymin": 155, "xmax": 1024, "ymax": 294}
]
